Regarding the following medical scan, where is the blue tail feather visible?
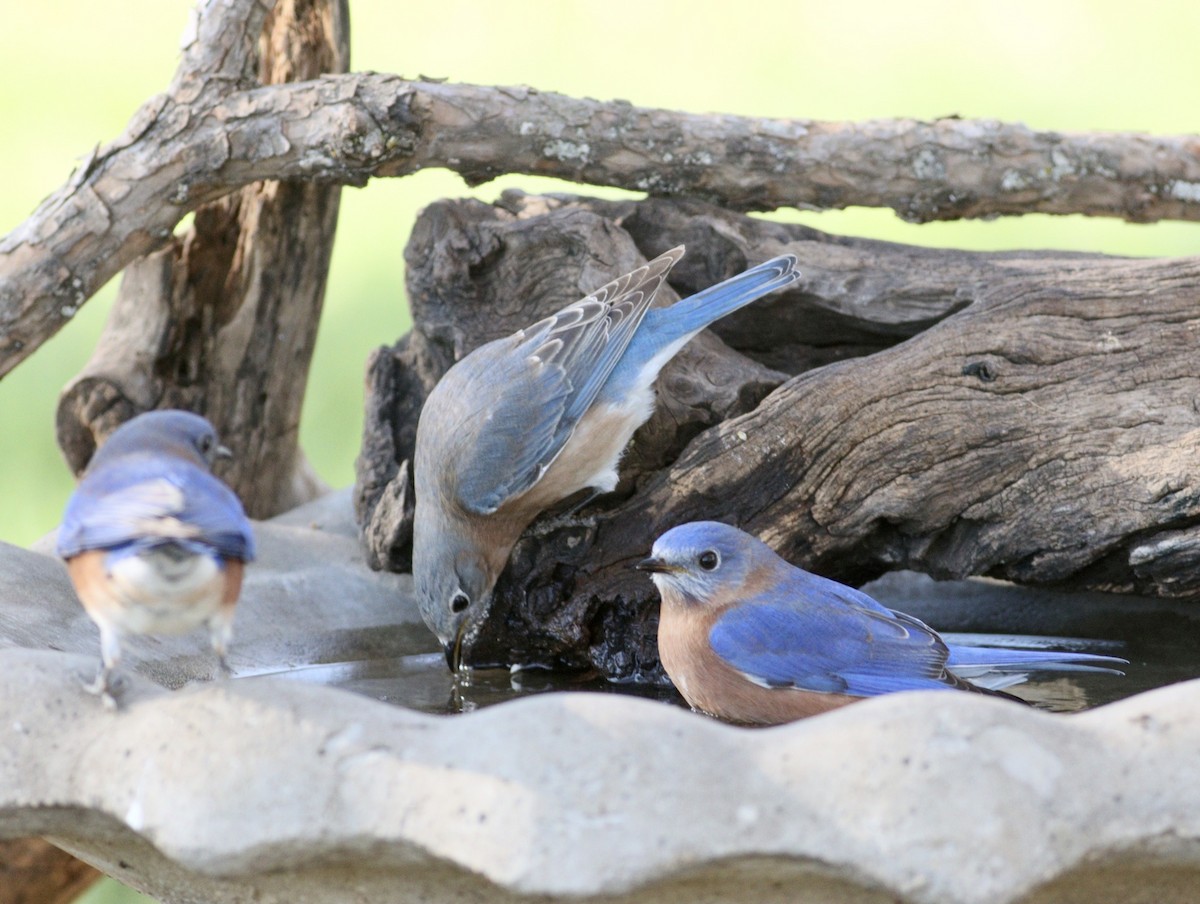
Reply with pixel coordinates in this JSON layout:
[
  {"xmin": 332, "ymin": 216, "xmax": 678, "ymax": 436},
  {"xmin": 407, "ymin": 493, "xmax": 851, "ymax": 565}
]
[
  {"xmin": 945, "ymin": 637, "xmax": 1127, "ymax": 678},
  {"xmin": 640, "ymin": 254, "xmax": 801, "ymax": 345},
  {"xmin": 600, "ymin": 254, "xmax": 801, "ymax": 406}
]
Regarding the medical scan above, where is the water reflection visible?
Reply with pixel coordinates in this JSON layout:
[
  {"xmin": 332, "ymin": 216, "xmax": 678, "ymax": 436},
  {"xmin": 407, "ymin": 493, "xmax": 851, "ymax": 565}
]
[
  {"xmin": 242, "ymin": 646, "xmax": 1140, "ymax": 717},
  {"xmin": 245, "ymin": 653, "xmax": 684, "ymax": 715}
]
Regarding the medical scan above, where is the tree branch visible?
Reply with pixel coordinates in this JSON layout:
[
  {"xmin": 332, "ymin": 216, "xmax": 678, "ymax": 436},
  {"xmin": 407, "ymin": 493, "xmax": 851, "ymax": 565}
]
[
  {"xmin": 172, "ymin": 0, "xmax": 270, "ymax": 100},
  {"xmin": 4, "ymin": 71, "xmax": 1200, "ymax": 378},
  {"xmin": 53, "ymin": 0, "xmax": 348, "ymax": 517}
]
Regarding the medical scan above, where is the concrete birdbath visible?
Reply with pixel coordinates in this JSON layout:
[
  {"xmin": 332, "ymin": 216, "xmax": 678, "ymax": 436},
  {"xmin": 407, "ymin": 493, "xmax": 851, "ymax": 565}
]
[{"xmin": 2, "ymin": 490, "xmax": 1199, "ymax": 904}]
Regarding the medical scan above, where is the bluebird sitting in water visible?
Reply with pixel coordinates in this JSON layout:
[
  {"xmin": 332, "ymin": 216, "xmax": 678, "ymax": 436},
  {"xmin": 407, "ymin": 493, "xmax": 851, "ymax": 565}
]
[
  {"xmin": 638, "ymin": 521, "xmax": 1125, "ymax": 724},
  {"xmin": 414, "ymin": 246, "xmax": 801, "ymax": 669},
  {"xmin": 57, "ymin": 411, "xmax": 256, "ymax": 707}
]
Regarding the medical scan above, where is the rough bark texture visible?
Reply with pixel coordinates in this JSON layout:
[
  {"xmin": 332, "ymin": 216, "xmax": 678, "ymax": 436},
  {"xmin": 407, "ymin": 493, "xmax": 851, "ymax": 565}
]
[
  {"xmin": 357, "ymin": 194, "xmax": 1200, "ymax": 680},
  {"xmin": 0, "ymin": 838, "xmax": 101, "ymax": 904},
  {"xmin": 55, "ymin": 0, "xmax": 348, "ymax": 516},
  {"xmin": 5, "ymin": 57, "xmax": 1200, "ymax": 379}
]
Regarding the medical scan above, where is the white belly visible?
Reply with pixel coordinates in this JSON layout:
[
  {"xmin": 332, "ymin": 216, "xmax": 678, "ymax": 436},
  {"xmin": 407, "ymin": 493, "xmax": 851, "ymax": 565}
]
[
  {"xmin": 107, "ymin": 547, "xmax": 225, "ymax": 635},
  {"xmin": 520, "ymin": 390, "xmax": 656, "ymax": 511}
]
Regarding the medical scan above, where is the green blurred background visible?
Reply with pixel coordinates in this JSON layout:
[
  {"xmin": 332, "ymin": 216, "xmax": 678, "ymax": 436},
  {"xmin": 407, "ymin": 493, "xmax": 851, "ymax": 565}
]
[{"xmin": 1, "ymin": 1, "xmax": 1197, "ymax": 901}]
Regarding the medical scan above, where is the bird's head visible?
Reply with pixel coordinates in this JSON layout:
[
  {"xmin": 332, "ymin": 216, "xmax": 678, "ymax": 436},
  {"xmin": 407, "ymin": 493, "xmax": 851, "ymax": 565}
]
[
  {"xmin": 411, "ymin": 505, "xmax": 504, "ymax": 672},
  {"xmin": 636, "ymin": 521, "xmax": 775, "ymax": 607},
  {"xmin": 90, "ymin": 410, "xmax": 231, "ymax": 473}
]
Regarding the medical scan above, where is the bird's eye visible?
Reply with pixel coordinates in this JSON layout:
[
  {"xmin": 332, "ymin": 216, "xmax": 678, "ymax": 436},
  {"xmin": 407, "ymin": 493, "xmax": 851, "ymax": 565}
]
[
  {"xmin": 698, "ymin": 550, "xmax": 720, "ymax": 571},
  {"xmin": 450, "ymin": 592, "xmax": 470, "ymax": 614},
  {"xmin": 198, "ymin": 435, "xmax": 213, "ymax": 455}
]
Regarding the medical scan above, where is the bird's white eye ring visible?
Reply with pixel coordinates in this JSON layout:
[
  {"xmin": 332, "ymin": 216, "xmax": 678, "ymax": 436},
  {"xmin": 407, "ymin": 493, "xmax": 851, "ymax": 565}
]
[
  {"xmin": 450, "ymin": 592, "xmax": 470, "ymax": 614},
  {"xmin": 698, "ymin": 550, "xmax": 720, "ymax": 571}
]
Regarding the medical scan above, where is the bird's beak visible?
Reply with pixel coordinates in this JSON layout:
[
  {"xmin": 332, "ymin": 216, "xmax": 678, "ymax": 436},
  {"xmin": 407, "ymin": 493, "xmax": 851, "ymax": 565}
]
[
  {"xmin": 445, "ymin": 619, "xmax": 468, "ymax": 672},
  {"xmin": 635, "ymin": 556, "xmax": 678, "ymax": 574},
  {"xmin": 215, "ymin": 444, "xmax": 233, "ymax": 460}
]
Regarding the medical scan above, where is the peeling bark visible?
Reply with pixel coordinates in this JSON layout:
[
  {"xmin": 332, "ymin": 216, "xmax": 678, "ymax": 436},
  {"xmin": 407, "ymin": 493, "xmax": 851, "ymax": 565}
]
[{"xmin": 55, "ymin": 0, "xmax": 348, "ymax": 516}]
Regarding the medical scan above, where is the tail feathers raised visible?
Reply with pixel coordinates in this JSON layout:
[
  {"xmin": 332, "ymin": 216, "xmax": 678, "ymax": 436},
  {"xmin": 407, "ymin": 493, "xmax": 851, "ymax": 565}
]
[{"xmin": 643, "ymin": 253, "xmax": 801, "ymax": 343}]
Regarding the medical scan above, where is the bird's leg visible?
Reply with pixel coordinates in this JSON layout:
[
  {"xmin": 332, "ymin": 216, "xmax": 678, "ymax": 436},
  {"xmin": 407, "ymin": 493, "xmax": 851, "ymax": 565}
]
[
  {"xmin": 84, "ymin": 625, "xmax": 122, "ymax": 710},
  {"xmin": 542, "ymin": 487, "xmax": 614, "ymax": 521},
  {"xmin": 563, "ymin": 490, "xmax": 602, "ymax": 517},
  {"xmin": 209, "ymin": 610, "xmax": 234, "ymax": 680},
  {"xmin": 82, "ymin": 666, "xmax": 116, "ymax": 707}
]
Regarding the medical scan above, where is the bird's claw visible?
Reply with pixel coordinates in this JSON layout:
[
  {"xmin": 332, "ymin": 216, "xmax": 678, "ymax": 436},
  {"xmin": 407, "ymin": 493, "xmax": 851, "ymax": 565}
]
[{"xmin": 82, "ymin": 667, "xmax": 121, "ymax": 711}]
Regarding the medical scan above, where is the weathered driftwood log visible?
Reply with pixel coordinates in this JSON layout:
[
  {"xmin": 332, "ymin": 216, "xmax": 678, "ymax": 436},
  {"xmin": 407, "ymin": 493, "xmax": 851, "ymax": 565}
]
[
  {"xmin": 358, "ymin": 194, "xmax": 1200, "ymax": 680},
  {"xmin": 55, "ymin": 0, "xmax": 348, "ymax": 517}
]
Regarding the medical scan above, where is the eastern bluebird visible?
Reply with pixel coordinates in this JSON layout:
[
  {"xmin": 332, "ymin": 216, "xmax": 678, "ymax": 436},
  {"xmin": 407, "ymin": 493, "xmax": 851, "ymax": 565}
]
[
  {"xmin": 638, "ymin": 521, "xmax": 1126, "ymax": 724},
  {"xmin": 57, "ymin": 410, "xmax": 256, "ymax": 707},
  {"xmin": 413, "ymin": 246, "xmax": 802, "ymax": 669}
]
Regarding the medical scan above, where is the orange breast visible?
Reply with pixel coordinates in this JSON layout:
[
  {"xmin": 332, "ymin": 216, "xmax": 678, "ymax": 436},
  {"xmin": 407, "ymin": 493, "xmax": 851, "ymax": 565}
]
[{"xmin": 657, "ymin": 598, "xmax": 859, "ymax": 725}]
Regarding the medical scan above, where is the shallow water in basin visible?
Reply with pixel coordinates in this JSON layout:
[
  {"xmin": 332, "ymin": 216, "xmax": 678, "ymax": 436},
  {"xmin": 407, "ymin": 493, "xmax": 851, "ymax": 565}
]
[
  {"xmin": 245, "ymin": 653, "xmax": 682, "ymax": 714},
  {"xmin": 241, "ymin": 572, "xmax": 1200, "ymax": 719}
]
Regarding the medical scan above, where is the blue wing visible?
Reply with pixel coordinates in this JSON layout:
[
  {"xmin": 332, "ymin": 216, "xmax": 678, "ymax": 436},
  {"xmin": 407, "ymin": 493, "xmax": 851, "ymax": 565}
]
[
  {"xmin": 706, "ymin": 564, "xmax": 1127, "ymax": 697},
  {"xmin": 774, "ymin": 565, "xmax": 896, "ymax": 616},
  {"xmin": 57, "ymin": 452, "xmax": 255, "ymax": 561},
  {"xmin": 709, "ymin": 595, "xmax": 958, "ymax": 698},
  {"xmin": 444, "ymin": 249, "xmax": 683, "ymax": 515}
]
